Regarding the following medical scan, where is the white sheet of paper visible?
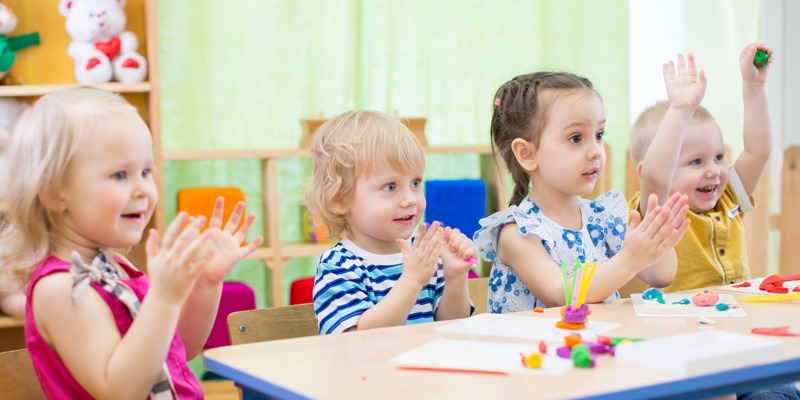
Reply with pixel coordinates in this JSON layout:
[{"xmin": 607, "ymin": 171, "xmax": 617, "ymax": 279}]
[
  {"xmin": 391, "ymin": 338, "xmax": 573, "ymax": 375},
  {"xmin": 615, "ymin": 330, "xmax": 784, "ymax": 376},
  {"xmin": 435, "ymin": 312, "xmax": 621, "ymax": 341},
  {"xmin": 717, "ymin": 276, "xmax": 800, "ymax": 295},
  {"xmin": 630, "ymin": 293, "xmax": 747, "ymax": 318}
]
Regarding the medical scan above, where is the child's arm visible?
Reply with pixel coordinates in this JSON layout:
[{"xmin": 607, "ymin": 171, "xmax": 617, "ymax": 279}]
[
  {"xmin": 733, "ymin": 42, "xmax": 773, "ymax": 196},
  {"xmin": 177, "ymin": 198, "xmax": 262, "ymax": 359},
  {"xmin": 435, "ymin": 227, "xmax": 476, "ymax": 321},
  {"xmin": 32, "ymin": 214, "xmax": 212, "ymax": 400},
  {"xmin": 347, "ymin": 222, "xmax": 445, "ymax": 331},
  {"xmin": 497, "ymin": 194, "xmax": 689, "ymax": 306},
  {"xmin": 639, "ymin": 54, "xmax": 707, "ymax": 216}
]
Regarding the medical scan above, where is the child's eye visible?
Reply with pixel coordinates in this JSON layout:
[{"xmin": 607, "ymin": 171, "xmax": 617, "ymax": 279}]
[
  {"xmin": 142, "ymin": 168, "xmax": 151, "ymax": 178},
  {"xmin": 382, "ymin": 183, "xmax": 397, "ymax": 191},
  {"xmin": 112, "ymin": 171, "xmax": 126, "ymax": 180},
  {"xmin": 411, "ymin": 179, "xmax": 422, "ymax": 189},
  {"xmin": 690, "ymin": 159, "xmax": 701, "ymax": 165},
  {"xmin": 595, "ymin": 131, "xmax": 604, "ymax": 141},
  {"xmin": 714, "ymin": 154, "xmax": 724, "ymax": 162},
  {"xmin": 568, "ymin": 135, "xmax": 582, "ymax": 143}
]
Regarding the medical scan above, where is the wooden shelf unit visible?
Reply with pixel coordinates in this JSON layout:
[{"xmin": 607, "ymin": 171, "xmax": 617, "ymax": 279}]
[
  {"xmin": 160, "ymin": 146, "xmax": 506, "ymax": 307},
  {"xmin": 0, "ymin": 82, "xmax": 152, "ymax": 97},
  {"xmin": 0, "ymin": 0, "xmax": 161, "ymax": 270}
]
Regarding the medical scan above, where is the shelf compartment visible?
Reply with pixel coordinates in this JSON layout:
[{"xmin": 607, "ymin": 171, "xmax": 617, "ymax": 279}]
[{"xmin": 0, "ymin": 82, "xmax": 152, "ymax": 97}]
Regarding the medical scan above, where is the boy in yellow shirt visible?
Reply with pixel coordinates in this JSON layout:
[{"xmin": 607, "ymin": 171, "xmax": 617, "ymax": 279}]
[{"xmin": 629, "ymin": 42, "xmax": 773, "ymax": 292}]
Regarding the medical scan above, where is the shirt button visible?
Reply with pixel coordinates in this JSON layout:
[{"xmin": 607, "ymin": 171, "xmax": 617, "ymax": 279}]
[
  {"xmin": 720, "ymin": 249, "xmax": 726, "ymax": 256},
  {"xmin": 715, "ymin": 216, "xmax": 721, "ymax": 221}
]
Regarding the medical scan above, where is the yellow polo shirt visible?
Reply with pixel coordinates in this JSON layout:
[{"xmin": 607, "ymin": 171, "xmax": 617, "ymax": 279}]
[{"xmin": 628, "ymin": 167, "xmax": 754, "ymax": 292}]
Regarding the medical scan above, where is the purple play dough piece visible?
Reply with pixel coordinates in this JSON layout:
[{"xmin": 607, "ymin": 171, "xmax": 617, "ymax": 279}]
[
  {"xmin": 585, "ymin": 341, "xmax": 609, "ymax": 354},
  {"xmin": 556, "ymin": 346, "xmax": 572, "ymax": 359}
]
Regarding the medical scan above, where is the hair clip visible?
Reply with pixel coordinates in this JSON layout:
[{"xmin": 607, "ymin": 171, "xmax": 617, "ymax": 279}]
[{"xmin": 494, "ymin": 98, "xmax": 500, "ymax": 106}]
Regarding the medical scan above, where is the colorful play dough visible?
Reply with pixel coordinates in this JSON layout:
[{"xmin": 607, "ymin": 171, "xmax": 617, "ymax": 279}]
[{"xmin": 692, "ymin": 291, "xmax": 719, "ymax": 306}]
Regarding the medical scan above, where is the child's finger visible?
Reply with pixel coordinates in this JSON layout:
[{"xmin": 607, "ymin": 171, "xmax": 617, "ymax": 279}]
[
  {"xmin": 179, "ymin": 231, "xmax": 213, "ymax": 274},
  {"xmin": 208, "ymin": 197, "xmax": 225, "ymax": 230},
  {"xmin": 171, "ymin": 215, "xmax": 206, "ymax": 254},
  {"xmin": 663, "ymin": 192, "xmax": 680, "ymax": 211},
  {"xmin": 416, "ymin": 222, "xmax": 428, "ymax": 237},
  {"xmin": 629, "ymin": 210, "xmax": 643, "ymax": 231},
  {"xmin": 642, "ymin": 205, "xmax": 670, "ymax": 238},
  {"xmin": 145, "ymin": 229, "xmax": 160, "ymax": 261},
  {"xmin": 663, "ymin": 61, "xmax": 676, "ymax": 82},
  {"xmin": 686, "ymin": 53, "xmax": 697, "ymax": 78},
  {"xmin": 162, "ymin": 211, "xmax": 188, "ymax": 249},
  {"xmin": 422, "ymin": 227, "xmax": 444, "ymax": 256},
  {"xmin": 420, "ymin": 221, "xmax": 441, "ymax": 243},
  {"xmin": 238, "ymin": 235, "xmax": 264, "ymax": 259},
  {"xmin": 645, "ymin": 193, "xmax": 659, "ymax": 215},
  {"xmin": 677, "ymin": 53, "xmax": 686, "ymax": 76},
  {"xmin": 224, "ymin": 201, "xmax": 246, "ymax": 234},
  {"xmin": 426, "ymin": 240, "xmax": 445, "ymax": 264},
  {"xmin": 233, "ymin": 212, "xmax": 258, "ymax": 245},
  {"xmin": 670, "ymin": 203, "xmax": 690, "ymax": 230},
  {"xmin": 396, "ymin": 238, "xmax": 412, "ymax": 255},
  {"xmin": 697, "ymin": 70, "xmax": 707, "ymax": 93}
]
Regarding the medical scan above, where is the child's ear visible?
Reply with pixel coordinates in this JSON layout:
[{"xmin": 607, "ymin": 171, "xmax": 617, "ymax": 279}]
[
  {"xmin": 636, "ymin": 162, "xmax": 644, "ymax": 178},
  {"xmin": 38, "ymin": 189, "xmax": 67, "ymax": 213},
  {"xmin": 329, "ymin": 195, "xmax": 348, "ymax": 215},
  {"xmin": 511, "ymin": 138, "xmax": 538, "ymax": 172}
]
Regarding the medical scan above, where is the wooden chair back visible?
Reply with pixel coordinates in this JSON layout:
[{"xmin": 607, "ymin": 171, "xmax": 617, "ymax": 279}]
[
  {"xmin": 227, "ymin": 303, "xmax": 318, "ymax": 345},
  {"xmin": 0, "ymin": 349, "xmax": 45, "ymax": 400},
  {"xmin": 468, "ymin": 277, "xmax": 489, "ymax": 315}
]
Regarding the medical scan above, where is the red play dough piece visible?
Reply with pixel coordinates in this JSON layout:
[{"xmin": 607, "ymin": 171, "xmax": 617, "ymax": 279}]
[
  {"xmin": 751, "ymin": 327, "xmax": 800, "ymax": 337},
  {"xmin": 793, "ymin": 287, "xmax": 800, "ymax": 293},
  {"xmin": 759, "ymin": 274, "xmax": 800, "ymax": 291},
  {"xmin": 539, "ymin": 341, "xmax": 547, "ymax": 354},
  {"xmin": 732, "ymin": 282, "xmax": 751, "ymax": 288},
  {"xmin": 767, "ymin": 287, "xmax": 789, "ymax": 294}
]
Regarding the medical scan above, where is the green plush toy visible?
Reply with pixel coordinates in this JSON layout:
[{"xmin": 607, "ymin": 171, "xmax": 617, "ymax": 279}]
[{"xmin": 0, "ymin": 2, "xmax": 40, "ymax": 77}]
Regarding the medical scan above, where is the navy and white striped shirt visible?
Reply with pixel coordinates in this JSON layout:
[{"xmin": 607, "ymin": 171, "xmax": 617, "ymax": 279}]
[{"xmin": 313, "ymin": 237, "xmax": 445, "ymax": 335}]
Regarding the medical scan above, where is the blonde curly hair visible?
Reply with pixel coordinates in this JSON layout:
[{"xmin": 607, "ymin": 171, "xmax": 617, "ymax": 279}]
[{"xmin": 301, "ymin": 110, "xmax": 425, "ymax": 239}]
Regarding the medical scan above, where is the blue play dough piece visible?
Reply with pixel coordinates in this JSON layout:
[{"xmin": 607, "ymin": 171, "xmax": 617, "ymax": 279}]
[
  {"xmin": 642, "ymin": 288, "xmax": 666, "ymax": 304},
  {"xmin": 673, "ymin": 299, "xmax": 690, "ymax": 305},
  {"xmin": 715, "ymin": 303, "xmax": 730, "ymax": 311}
]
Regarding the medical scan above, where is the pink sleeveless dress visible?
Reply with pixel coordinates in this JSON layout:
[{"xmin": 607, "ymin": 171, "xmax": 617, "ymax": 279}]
[{"xmin": 25, "ymin": 255, "xmax": 204, "ymax": 399}]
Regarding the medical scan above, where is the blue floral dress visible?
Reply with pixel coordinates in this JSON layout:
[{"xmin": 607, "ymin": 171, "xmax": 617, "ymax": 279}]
[{"xmin": 473, "ymin": 189, "xmax": 628, "ymax": 313}]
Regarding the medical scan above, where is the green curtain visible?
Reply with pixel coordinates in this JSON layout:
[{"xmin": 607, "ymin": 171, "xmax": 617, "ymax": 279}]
[{"xmin": 158, "ymin": 0, "xmax": 627, "ymax": 378}]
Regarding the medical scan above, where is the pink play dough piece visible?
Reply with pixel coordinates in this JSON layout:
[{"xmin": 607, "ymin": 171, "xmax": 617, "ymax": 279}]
[{"xmin": 692, "ymin": 292, "xmax": 719, "ymax": 307}]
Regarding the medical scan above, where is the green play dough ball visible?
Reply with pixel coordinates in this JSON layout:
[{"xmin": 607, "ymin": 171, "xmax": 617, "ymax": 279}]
[{"xmin": 754, "ymin": 49, "xmax": 769, "ymax": 68}]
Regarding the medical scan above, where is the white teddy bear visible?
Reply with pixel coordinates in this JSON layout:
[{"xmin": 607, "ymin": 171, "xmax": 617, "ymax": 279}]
[{"xmin": 58, "ymin": 0, "xmax": 147, "ymax": 84}]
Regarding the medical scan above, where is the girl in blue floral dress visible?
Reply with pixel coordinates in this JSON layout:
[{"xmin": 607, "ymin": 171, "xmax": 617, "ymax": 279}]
[{"xmin": 474, "ymin": 72, "xmax": 692, "ymax": 313}]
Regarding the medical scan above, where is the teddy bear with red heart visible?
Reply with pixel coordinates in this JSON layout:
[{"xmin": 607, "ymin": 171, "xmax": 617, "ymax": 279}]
[{"xmin": 58, "ymin": 0, "xmax": 147, "ymax": 84}]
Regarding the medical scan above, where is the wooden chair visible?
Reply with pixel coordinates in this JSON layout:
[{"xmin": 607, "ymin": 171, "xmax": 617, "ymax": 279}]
[
  {"xmin": 227, "ymin": 303, "xmax": 318, "ymax": 346},
  {"xmin": 468, "ymin": 277, "xmax": 489, "ymax": 315},
  {"xmin": 0, "ymin": 349, "xmax": 45, "ymax": 400}
]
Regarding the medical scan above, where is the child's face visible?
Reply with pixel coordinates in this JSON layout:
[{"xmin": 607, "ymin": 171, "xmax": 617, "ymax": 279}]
[
  {"xmin": 670, "ymin": 121, "xmax": 728, "ymax": 213},
  {"xmin": 532, "ymin": 91, "xmax": 606, "ymax": 198},
  {"xmin": 55, "ymin": 111, "xmax": 158, "ymax": 251},
  {"xmin": 342, "ymin": 162, "xmax": 425, "ymax": 254}
]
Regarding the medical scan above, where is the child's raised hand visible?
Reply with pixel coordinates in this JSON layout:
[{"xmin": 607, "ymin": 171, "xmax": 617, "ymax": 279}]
[
  {"xmin": 440, "ymin": 226, "xmax": 478, "ymax": 279},
  {"xmin": 624, "ymin": 193, "xmax": 690, "ymax": 268},
  {"xmin": 396, "ymin": 221, "xmax": 445, "ymax": 288},
  {"xmin": 663, "ymin": 53, "xmax": 707, "ymax": 112},
  {"xmin": 740, "ymin": 42, "xmax": 773, "ymax": 86},
  {"xmin": 145, "ymin": 212, "xmax": 213, "ymax": 305},
  {"xmin": 198, "ymin": 197, "xmax": 264, "ymax": 286}
]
